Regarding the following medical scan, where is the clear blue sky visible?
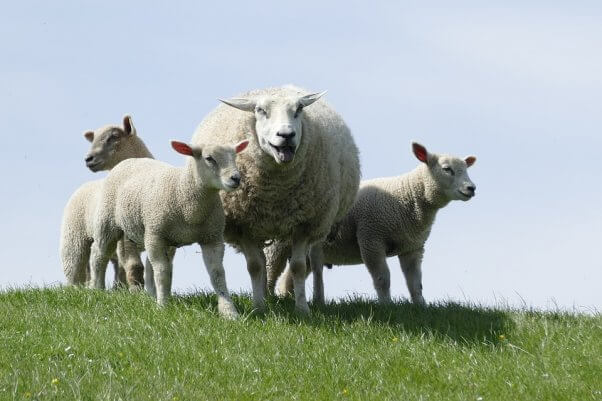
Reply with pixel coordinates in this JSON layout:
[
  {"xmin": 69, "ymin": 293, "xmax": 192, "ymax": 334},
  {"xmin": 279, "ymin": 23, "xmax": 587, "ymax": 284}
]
[{"xmin": 1, "ymin": 1, "xmax": 600, "ymax": 312}]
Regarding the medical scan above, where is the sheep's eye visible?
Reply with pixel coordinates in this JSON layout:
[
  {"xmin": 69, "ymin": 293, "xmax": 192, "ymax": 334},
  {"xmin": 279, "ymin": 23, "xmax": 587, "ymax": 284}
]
[
  {"xmin": 107, "ymin": 134, "xmax": 119, "ymax": 142},
  {"xmin": 294, "ymin": 105, "xmax": 303, "ymax": 118},
  {"xmin": 442, "ymin": 166, "xmax": 455, "ymax": 176},
  {"xmin": 255, "ymin": 107, "xmax": 267, "ymax": 116},
  {"xmin": 204, "ymin": 156, "xmax": 216, "ymax": 165}
]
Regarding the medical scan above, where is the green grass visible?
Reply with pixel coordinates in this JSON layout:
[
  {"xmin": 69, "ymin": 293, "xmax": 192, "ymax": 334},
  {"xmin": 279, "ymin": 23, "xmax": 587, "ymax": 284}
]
[{"xmin": 1, "ymin": 288, "xmax": 600, "ymax": 401}]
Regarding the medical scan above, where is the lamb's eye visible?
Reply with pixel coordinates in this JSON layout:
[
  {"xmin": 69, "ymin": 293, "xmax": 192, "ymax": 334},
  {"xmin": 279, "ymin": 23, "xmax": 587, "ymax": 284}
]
[
  {"xmin": 294, "ymin": 105, "xmax": 303, "ymax": 118},
  {"xmin": 204, "ymin": 156, "xmax": 216, "ymax": 165},
  {"xmin": 255, "ymin": 107, "xmax": 266, "ymax": 116},
  {"xmin": 107, "ymin": 134, "xmax": 119, "ymax": 143},
  {"xmin": 442, "ymin": 166, "xmax": 455, "ymax": 175}
]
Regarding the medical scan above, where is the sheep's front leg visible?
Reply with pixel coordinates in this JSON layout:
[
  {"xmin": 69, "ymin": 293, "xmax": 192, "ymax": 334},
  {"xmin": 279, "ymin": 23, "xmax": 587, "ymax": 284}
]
[
  {"xmin": 309, "ymin": 244, "xmax": 325, "ymax": 305},
  {"xmin": 398, "ymin": 248, "xmax": 426, "ymax": 305},
  {"xmin": 359, "ymin": 241, "xmax": 392, "ymax": 303},
  {"xmin": 290, "ymin": 239, "xmax": 310, "ymax": 314},
  {"xmin": 265, "ymin": 241, "xmax": 290, "ymax": 295},
  {"xmin": 200, "ymin": 242, "xmax": 238, "ymax": 319},
  {"xmin": 145, "ymin": 236, "xmax": 173, "ymax": 306},
  {"xmin": 240, "ymin": 240, "xmax": 267, "ymax": 311}
]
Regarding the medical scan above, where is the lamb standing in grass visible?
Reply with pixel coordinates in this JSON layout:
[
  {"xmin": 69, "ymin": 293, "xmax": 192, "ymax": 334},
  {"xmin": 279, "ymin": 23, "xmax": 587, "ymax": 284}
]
[
  {"xmin": 192, "ymin": 85, "xmax": 360, "ymax": 314},
  {"xmin": 60, "ymin": 115, "xmax": 153, "ymax": 287},
  {"xmin": 273, "ymin": 142, "xmax": 477, "ymax": 305},
  {"xmin": 88, "ymin": 139, "xmax": 249, "ymax": 317}
]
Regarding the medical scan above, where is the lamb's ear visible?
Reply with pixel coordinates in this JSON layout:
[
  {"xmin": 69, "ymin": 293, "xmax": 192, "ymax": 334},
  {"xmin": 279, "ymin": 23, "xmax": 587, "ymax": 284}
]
[
  {"xmin": 298, "ymin": 91, "xmax": 327, "ymax": 107},
  {"xmin": 171, "ymin": 140, "xmax": 194, "ymax": 156},
  {"xmin": 219, "ymin": 97, "xmax": 256, "ymax": 112},
  {"xmin": 465, "ymin": 156, "xmax": 477, "ymax": 167},
  {"xmin": 123, "ymin": 114, "xmax": 136, "ymax": 136},
  {"xmin": 235, "ymin": 140, "xmax": 249, "ymax": 154},
  {"xmin": 84, "ymin": 131, "xmax": 95, "ymax": 142},
  {"xmin": 412, "ymin": 142, "xmax": 428, "ymax": 164}
]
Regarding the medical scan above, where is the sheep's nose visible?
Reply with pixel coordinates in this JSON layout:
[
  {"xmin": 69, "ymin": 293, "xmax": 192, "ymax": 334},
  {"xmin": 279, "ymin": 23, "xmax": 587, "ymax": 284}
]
[
  {"xmin": 466, "ymin": 184, "xmax": 476, "ymax": 194},
  {"xmin": 230, "ymin": 173, "xmax": 241, "ymax": 185},
  {"xmin": 276, "ymin": 131, "xmax": 295, "ymax": 139},
  {"xmin": 85, "ymin": 155, "xmax": 94, "ymax": 163}
]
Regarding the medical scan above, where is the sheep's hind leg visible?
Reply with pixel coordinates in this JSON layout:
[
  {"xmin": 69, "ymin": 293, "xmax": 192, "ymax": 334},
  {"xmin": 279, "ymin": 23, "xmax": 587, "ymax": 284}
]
[
  {"xmin": 145, "ymin": 236, "xmax": 173, "ymax": 306},
  {"xmin": 309, "ymin": 244, "xmax": 325, "ymax": 306},
  {"xmin": 117, "ymin": 238, "xmax": 144, "ymax": 290},
  {"xmin": 359, "ymin": 241, "xmax": 392, "ymax": 303},
  {"xmin": 144, "ymin": 256, "xmax": 156, "ymax": 298},
  {"xmin": 265, "ymin": 241, "xmax": 290, "ymax": 295},
  {"xmin": 89, "ymin": 236, "xmax": 119, "ymax": 290},
  {"xmin": 240, "ymin": 239, "xmax": 267, "ymax": 312},
  {"xmin": 200, "ymin": 242, "xmax": 238, "ymax": 319},
  {"xmin": 398, "ymin": 249, "xmax": 426, "ymax": 305}
]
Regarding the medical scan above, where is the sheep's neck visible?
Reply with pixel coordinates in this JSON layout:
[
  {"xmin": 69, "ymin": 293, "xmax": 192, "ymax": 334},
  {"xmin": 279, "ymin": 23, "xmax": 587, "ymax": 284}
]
[
  {"xmin": 114, "ymin": 137, "xmax": 154, "ymax": 166},
  {"xmin": 402, "ymin": 166, "xmax": 449, "ymax": 224},
  {"xmin": 176, "ymin": 161, "xmax": 220, "ymax": 219}
]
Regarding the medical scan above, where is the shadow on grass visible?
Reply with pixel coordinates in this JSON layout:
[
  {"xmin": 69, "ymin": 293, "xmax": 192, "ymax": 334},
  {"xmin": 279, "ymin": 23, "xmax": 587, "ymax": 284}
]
[{"xmin": 174, "ymin": 291, "xmax": 513, "ymax": 344}]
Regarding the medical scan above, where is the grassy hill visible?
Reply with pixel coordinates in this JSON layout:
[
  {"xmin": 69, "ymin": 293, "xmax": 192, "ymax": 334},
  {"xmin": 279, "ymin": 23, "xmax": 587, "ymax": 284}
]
[{"xmin": 1, "ymin": 288, "xmax": 600, "ymax": 400}]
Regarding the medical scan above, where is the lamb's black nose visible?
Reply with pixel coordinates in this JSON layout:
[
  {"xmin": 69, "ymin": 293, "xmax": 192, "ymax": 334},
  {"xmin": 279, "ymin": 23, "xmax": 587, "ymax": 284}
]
[
  {"xmin": 466, "ymin": 184, "xmax": 476, "ymax": 194},
  {"xmin": 230, "ymin": 173, "xmax": 241, "ymax": 185},
  {"xmin": 276, "ymin": 131, "xmax": 295, "ymax": 139},
  {"xmin": 85, "ymin": 155, "xmax": 94, "ymax": 163}
]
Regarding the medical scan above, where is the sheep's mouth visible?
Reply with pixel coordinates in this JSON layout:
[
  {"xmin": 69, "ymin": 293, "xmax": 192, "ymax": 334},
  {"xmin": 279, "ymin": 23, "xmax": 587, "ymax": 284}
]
[
  {"xmin": 223, "ymin": 182, "xmax": 240, "ymax": 191},
  {"xmin": 269, "ymin": 143, "xmax": 296, "ymax": 163},
  {"xmin": 458, "ymin": 190, "xmax": 474, "ymax": 199},
  {"xmin": 86, "ymin": 161, "xmax": 103, "ymax": 172}
]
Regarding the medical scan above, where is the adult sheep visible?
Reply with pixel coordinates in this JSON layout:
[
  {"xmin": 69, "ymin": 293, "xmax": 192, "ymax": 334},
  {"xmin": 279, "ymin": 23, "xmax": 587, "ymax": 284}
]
[{"xmin": 191, "ymin": 85, "xmax": 360, "ymax": 313}]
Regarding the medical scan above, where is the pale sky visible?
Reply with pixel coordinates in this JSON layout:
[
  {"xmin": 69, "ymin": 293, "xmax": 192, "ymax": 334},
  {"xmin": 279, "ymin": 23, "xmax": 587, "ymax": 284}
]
[{"xmin": 1, "ymin": 1, "xmax": 600, "ymax": 313}]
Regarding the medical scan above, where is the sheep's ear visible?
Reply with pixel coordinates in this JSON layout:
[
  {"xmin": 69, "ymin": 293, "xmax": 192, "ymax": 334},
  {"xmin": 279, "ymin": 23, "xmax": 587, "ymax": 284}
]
[
  {"xmin": 171, "ymin": 141, "xmax": 194, "ymax": 156},
  {"xmin": 298, "ymin": 91, "xmax": 327, "ymax": 107},
  {"xmin": 412, "ymin": 142, "xmax": 428, "ymax": 163},
  {"xmin": 235, "ymin": 140, "xmax": 249, "ymax": 154},
  {"xmin": 123, "ymin": 114, "xmax": 136, "ymax": 136},
  {"xmin": 84, "ymin": 131, "xmax": 95, "ymax": 142},
  {"xmin": 465, "ymin": 156, "xmax": 476, "ymax": 167},
  {"xmin": 219, "ymin": 97, "xmax": 256, "ymax": 112}
]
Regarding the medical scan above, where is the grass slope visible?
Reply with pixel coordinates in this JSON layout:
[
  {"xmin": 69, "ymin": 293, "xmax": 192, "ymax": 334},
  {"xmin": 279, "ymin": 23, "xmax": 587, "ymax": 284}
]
[{"xmin": 0, "ymin": 288, "xmax": 600, "ymax": 401}]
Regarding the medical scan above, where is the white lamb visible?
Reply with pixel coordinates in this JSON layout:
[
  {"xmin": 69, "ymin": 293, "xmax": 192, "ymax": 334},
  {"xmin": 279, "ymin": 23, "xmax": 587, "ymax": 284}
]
[
  {"xmin": 191, "ymin": 85, "xmax": 360, "ymax": 314},
  {"xmin": 272, "ymin": 142, "xmax": 477, "ymax": 305},
  {"xmin": 60, "ymin": 115, "xmax": 153, "ymax": 287},
  {"xmin": 88, "ymin": 138, "xmax": 249, "ymax": 318}
]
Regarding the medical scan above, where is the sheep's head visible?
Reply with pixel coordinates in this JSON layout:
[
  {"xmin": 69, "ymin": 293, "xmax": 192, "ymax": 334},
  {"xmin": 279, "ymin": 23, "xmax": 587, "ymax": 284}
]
[
  {"xmin": 171, "ymin": 139, "xmax": 249, "ymax": 192},
  {"xmin": 84, "ymin": 115, "xmax": 137, "ymax": 172},
  {"xmin": 219, "ymin": 91, "xmax": 326, "ymax": 164},
  {"xmin": 412, "ymin": 142, "xmax": 477, "ymax": 202}
]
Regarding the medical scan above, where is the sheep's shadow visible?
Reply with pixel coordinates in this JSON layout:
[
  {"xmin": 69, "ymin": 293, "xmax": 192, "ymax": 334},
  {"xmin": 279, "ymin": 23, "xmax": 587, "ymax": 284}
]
[{"xmin": 175, "ymin": 292, "xmax": 513, "ymax": 345}]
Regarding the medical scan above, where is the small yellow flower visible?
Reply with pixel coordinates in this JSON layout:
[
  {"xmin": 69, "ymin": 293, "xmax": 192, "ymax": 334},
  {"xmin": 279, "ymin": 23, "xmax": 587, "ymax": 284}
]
[
  {"xmin": 51, "ymin": 378, "xmax": 59, "ymax": 385},
  {"xmin": 118, "ymin": 352, "xmax": 124, "ymax": 358},
  {"xmin": 392, "ymin": 337, "xmax": 399, "ymax": 343},
  {"xmin": 498, "ymin": 334, "xmax": 506, "ymax": 341},
  {"xmin": 172, "ymin": 397, "xmax": 179, "ymax": 401},
  {"xmin": 342, "ymin": 388, "xmax": 349, "ymax": 396},
  {"xmin": 24, "ymin": 392, "xmax": 32, "ymax": 398}
]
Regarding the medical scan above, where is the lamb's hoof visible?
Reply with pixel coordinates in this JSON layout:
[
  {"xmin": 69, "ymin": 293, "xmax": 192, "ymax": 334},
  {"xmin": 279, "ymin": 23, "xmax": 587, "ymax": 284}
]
[
  {"xmin": 413, "ymin": 296, "xmax": 427, "ymax": 306},
  {"xmin": 218, "ymin": 300, "xmax": 239, "ymax": 320},
  {"xmin": 295, "ymin": 302, "xmax": 311, "ymax": 316}
]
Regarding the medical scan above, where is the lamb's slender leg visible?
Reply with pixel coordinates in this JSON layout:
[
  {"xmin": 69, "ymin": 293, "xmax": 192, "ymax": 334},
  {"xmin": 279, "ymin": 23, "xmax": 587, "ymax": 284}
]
[
  {"xmin": 117, "ymin": 238, "xmax": 144, "ymax": 290},
  {"xmin": 265, "ymin": 242, "xmax": 290, "ymax": 295},
  {"xmin": 110, "ymin": 256, "xmax": 127, "ymax": 289},
  {"xmin": 309, "ymin": 244, "xmax": 325, "ymax": 305},
  {"xmin": 200, "ymin": 242, "xmax": 238, "ymax": 319},
  {"xmin": 398, "ymin": 248, "xmax": 426, "ymax": 305},
  {"xmin": 145, "ymin": 236, "xmax": 172, "ymax": 306},
  {"xmin": 276, "ymin": 265, "xmax": 294, "ymax": 296},
  {"xmin": 240, "ymin": 239, "xmax": 267, "ymax": 311},
  {"xmin": 62, "ymin": 238, "xmax": 90, "ymax": 286},
  {"xmin": 89, "ymin": 236, "xmax": 119, "ymax": 290},
  {"xmin": 290, "ymin": 238, "xmax": 310, "ymax": 314},
  {"xmin": 359, "ymin": 241, "xmax": 392, "ymax": 303},
  {"xmin": 144, "ymin": 256, "xmax": 156, "ymax": 298}
]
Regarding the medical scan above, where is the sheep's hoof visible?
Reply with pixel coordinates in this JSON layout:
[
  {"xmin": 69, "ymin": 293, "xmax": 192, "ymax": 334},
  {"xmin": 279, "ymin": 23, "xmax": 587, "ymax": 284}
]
[{"xmin": 218, "ymin": 300, "xmax": 239, "ymax": 320}]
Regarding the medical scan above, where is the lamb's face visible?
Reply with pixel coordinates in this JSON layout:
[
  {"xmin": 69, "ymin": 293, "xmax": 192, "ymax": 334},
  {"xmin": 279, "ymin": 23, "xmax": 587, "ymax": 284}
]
[
  {"xmin": 220, "ymin": 91, "xmax": 326, "ymax": 165},
  {"xmin": 431, "ymin": 155, "xmax": 477, "ymax": 202},
  {"xmin": 83, "ymin": 115, "xmax": 136, "ymax": 172},
  {"xmin": 173, "ymin": 140, "xmax": 249, "ymax": 192},
  {"xmin": 412, "ymin": 142, "xmax": 477, "ymax": 202}
]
